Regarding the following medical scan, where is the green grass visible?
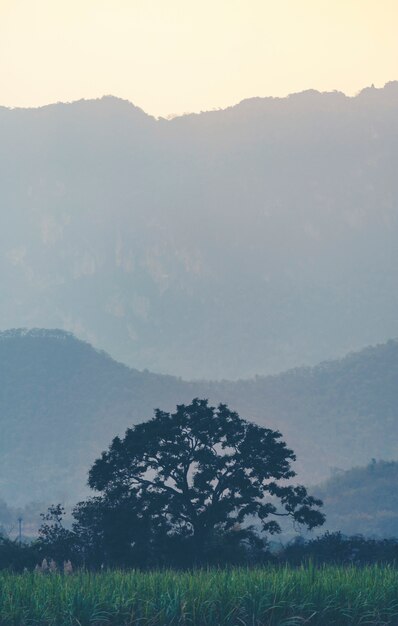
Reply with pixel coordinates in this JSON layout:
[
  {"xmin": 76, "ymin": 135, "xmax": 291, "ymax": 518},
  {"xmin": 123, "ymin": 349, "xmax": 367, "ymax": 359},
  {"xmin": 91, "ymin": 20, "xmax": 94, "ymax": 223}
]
[{"xmin": 0, "ymin": 566, "xmax": 398, "ymax": 625}]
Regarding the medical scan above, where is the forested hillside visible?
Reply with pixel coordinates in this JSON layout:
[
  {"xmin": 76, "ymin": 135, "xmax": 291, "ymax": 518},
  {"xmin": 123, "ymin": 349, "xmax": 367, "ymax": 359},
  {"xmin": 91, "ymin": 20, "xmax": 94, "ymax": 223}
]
[
  {"xmin": 0, "ymin": 329, "xmax": 192, "ymax": 506},
  {"xmin": 211, "ymin": 340, "xmax": 398, "ymax": 481},
  {"xmin": 1, "ymin": 329, "xmax": 397, "ymax": 506},
  {"xmin": 1, "ymin": 83, "xmax": 398, "ymax": 379},
  {"xmin": 314, "ymin": 461, "xmax": 398, "ymax": 538}
]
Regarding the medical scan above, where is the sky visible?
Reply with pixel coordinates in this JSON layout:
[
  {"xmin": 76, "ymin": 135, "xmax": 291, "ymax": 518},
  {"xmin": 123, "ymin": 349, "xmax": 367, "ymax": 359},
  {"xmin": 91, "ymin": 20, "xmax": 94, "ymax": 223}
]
[{"xmin": 0, "ymin": 0, "xmax": 397, "ymax": 118}]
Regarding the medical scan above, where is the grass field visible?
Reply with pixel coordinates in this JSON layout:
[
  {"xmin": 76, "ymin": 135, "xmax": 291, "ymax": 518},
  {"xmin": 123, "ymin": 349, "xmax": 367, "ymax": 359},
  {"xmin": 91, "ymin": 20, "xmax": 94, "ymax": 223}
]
[{"xmin": 1, "ymin": 566, "xmax": 398, "ymax": 625}]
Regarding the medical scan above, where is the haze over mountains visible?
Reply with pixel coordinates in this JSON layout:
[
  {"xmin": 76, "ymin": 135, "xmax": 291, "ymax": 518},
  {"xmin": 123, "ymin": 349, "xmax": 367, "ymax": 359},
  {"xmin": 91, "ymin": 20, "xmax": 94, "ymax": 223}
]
[
  {"xmin": 1, "ymin": 82, "xmax": 398, "ymax": 379},
  {"xmin": 315, "ymin": 461, "xmax": 398, "ymax": 539},
  {"xmin": 1, "ymin": 329, "xmax": 397, "ymax": 508}
]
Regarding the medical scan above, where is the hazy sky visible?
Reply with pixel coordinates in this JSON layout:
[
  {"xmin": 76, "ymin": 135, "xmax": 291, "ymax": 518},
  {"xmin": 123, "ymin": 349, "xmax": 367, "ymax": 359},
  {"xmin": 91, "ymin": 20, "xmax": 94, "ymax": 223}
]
[{"xmin": 0, "ymin": 0, "xmax": 397, "ymax": 117}]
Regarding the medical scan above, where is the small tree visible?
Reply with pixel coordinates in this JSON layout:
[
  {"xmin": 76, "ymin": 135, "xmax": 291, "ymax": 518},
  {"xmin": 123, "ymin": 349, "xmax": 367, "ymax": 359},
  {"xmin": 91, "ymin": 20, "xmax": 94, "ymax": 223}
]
[
  {"xmin": 38, "ymin": 504, "xmax": 78, "ymax": 565},
  {"xmin": 0, "ymin": 535, "xmax": 40, "ymax": 572},
  {"xmin": 72, "ymin": 493, "xmax": 167, "ymax": 568},
  {"xmin": 89, "ymin": 399, "xmax": 324, "ymax": 562}
]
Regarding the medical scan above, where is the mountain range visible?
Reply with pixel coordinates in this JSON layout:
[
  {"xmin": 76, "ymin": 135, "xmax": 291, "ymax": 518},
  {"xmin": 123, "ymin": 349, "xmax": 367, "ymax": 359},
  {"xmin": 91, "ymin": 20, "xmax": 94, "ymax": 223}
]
[
  {"xmin": 1, "ymin": 83, "xmax": 398, "ymax": 379},
  {"xmin": 1, "ymin": 329, "xmax": 397, "ymax": 507}
]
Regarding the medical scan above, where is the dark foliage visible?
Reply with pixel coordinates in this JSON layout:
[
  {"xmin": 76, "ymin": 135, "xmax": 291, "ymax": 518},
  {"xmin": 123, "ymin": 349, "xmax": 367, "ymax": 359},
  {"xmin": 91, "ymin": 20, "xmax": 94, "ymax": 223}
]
[
  {"xmin": 5, "ymin": 530, "xmax": 398, "ymax": 571},
  {"xmin": 87, "ymin": 399, "xmax": 324, "ymax": 564},
  {"xmin": 282, "ymin": 532, "xmax": 398, "ymax": 566},
  {"xmin": 72, "ymin": 494, "xmax": 273, "ymax": 568},
  {"xmin": 0, "ymin": 536, "xmax": 40, "ymax": 572},
  {"xmin": 37, "ymin": 504, "xmax": 79, "ymax": 565}
]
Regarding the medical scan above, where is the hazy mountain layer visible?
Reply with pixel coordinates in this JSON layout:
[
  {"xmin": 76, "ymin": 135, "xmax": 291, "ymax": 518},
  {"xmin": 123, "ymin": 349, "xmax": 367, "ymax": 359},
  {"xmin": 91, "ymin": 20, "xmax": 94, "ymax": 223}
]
[
  {"xmin": 314, "ymin": 461, "xmax": 398, "ymax": 538},
  {"xmin": 1, "ymin": 83, "xmax": 398, "ymax": 378},
  {"xmin": 1, "ymin": 329, "xmax": 397, "ymax": 506}
]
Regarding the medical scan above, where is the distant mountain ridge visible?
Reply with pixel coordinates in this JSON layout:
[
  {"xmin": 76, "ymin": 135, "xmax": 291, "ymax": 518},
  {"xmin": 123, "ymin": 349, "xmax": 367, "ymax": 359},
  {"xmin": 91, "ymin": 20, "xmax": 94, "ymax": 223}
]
[
  {"xmin": 0, "ymin": 329, "xmax": 397, "ymax": 506},
  {"xmin": 1, "ymin": 82, "xmax": 398, "ymax": 378}
]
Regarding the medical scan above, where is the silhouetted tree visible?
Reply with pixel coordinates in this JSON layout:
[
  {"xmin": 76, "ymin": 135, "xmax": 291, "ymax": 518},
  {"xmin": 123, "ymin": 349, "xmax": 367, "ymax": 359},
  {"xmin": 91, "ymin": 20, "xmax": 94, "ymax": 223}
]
[
  {"xmin": 88, "ymin": 399, "xmax": 324, "ymax": 562},
  {"xmin": 0, "ymin": 535, "xmax": 40, "ymax": 571},
  {"xmin": 72, "ymin": 493, "xmax": 171, "ymax": 568},
  {"xmin": 37, "ymin": 504, "xmax": 78, "ymax": 565}
]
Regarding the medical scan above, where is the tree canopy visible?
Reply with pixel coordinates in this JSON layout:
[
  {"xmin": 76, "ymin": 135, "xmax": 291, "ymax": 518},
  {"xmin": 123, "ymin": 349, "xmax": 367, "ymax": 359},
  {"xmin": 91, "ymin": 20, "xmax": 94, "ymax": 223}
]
[{"xmin": 88, "ymin": 398, "xmax": 324, "ymax": 562}]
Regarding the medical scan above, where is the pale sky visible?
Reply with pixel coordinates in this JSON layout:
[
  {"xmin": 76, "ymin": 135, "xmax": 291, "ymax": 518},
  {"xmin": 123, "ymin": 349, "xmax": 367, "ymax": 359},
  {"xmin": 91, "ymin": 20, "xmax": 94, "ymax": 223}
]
[{"xmin": 0, "ymin": 0, "xmax": 397, "ymax": 117}]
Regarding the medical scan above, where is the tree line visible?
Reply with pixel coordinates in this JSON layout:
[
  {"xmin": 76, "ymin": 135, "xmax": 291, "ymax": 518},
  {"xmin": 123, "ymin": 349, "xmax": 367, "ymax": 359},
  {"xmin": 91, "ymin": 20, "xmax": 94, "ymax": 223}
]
[{"xmin": 1, "ymin": 399, "xmax": 394, "ymax": 570}]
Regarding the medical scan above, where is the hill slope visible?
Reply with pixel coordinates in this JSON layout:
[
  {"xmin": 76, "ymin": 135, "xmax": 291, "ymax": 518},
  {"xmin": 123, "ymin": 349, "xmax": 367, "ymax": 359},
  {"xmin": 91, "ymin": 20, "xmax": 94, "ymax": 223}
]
[
  {"xmin": 0, "ymin": 329, "xmax": 192, "ymax": 505},
  {"xmin": 1, "ymin": 84, "xmax": 398, "ymax": 378},
  {"xmin": 1, "ymin": 329, "xmax": 398, "ymax": 506},
  {"xmin": 314, "ymin": 461, "xmax": 398, "ymax": 538}
]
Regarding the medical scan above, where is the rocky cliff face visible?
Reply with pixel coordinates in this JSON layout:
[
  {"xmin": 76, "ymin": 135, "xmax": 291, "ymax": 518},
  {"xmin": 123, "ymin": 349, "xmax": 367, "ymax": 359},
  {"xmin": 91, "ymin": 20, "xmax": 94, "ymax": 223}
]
[{"xmin": 1, "ymin": 84, "xmax": 398, "ymax": 379}]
